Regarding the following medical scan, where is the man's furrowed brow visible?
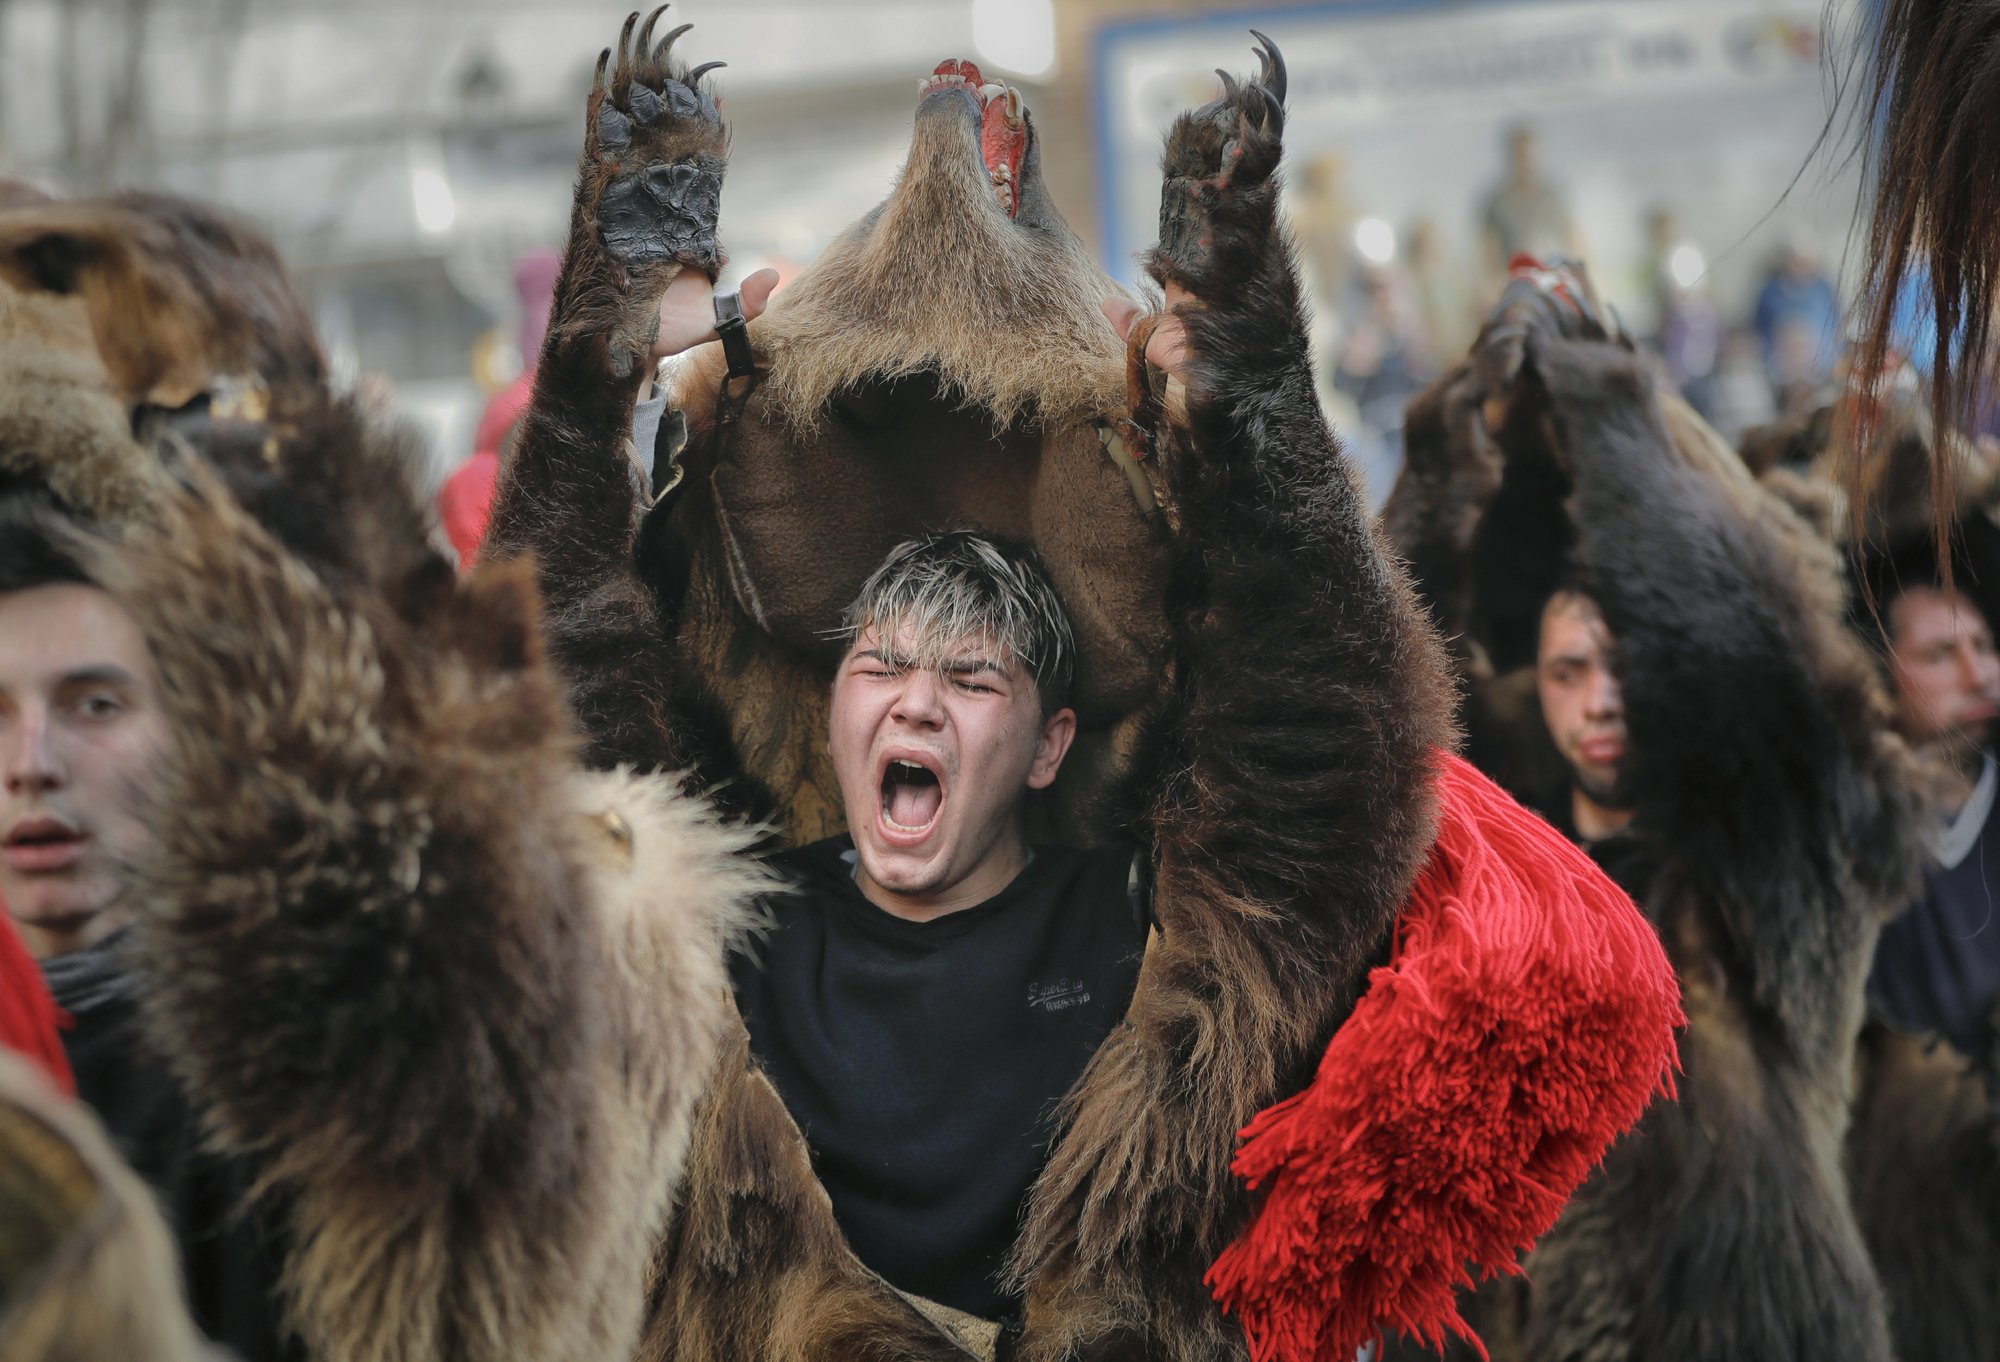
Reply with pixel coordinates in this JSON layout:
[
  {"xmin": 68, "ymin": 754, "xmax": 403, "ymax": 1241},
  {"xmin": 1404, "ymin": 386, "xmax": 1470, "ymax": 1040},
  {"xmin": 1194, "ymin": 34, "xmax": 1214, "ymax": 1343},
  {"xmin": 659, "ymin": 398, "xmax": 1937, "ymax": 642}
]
[{"xmin": 945, "ymin": 656, "xmax": 1008, "ymax": 677}]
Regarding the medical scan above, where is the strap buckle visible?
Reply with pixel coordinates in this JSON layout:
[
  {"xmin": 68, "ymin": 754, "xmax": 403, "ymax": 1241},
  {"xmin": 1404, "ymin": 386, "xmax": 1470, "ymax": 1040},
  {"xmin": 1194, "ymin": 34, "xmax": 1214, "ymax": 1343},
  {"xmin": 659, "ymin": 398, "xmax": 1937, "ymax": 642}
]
[{"xmin": 712, "ymin": 288, "xmax": 756, "ymax": 380}]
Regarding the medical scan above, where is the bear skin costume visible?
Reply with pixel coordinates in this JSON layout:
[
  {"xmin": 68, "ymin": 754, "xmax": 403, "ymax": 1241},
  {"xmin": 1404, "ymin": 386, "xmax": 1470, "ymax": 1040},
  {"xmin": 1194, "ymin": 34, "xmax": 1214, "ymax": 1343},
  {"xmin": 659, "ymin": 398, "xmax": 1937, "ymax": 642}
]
[
  {"xmin": 490, "ymin": 12, "xmax": 1676, "ymax": 1362},
  {"xmin": 1379, "ymin": 267, "xmax": 1930, "ymax": 1361},
  {"xmin": 1737, "ymin": 387, "xmax": 2000, "ymax": 1362}
]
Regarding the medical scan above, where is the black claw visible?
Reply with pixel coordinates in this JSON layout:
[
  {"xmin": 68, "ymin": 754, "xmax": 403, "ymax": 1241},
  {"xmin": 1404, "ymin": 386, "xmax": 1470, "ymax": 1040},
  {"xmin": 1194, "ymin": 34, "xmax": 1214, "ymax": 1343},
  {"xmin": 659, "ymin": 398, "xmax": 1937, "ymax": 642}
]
[
  {"xmin": 635, "ymin": 6, "xmax": 669, "ymax": 63},
  {"xmin": 591, "ymin": 46, "xmax": 611, "ymax": 94},
  {"xmin": 688, "ymin": 59, "xmax": 725, "ymax": 86},
  {"xmin": 1251, "ymin": 82, "xmax": 1284, "ymax": 134},
  {"xmin": 616, "ymin": 11, "xmax": 641, "ymax": 70},
  {"xmin": 1215, "ymin": 68, "xmax": 1240, "ymax": 103},
  {"xmin": 655, "ymin": 21, "xmax": 693, "ymax": 66},
  {"xmin": 1249, "ymin": 31, "xmax": 1286, "ymax": 106}
]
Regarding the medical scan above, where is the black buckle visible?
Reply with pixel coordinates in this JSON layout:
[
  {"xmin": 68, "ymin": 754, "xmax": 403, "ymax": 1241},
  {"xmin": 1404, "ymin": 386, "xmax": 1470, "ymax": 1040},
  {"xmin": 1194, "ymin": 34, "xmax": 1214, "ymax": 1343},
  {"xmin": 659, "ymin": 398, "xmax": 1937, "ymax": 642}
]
[{"xmin": 713, "ymin": 288, "xmax": 756, "ymax": 380}]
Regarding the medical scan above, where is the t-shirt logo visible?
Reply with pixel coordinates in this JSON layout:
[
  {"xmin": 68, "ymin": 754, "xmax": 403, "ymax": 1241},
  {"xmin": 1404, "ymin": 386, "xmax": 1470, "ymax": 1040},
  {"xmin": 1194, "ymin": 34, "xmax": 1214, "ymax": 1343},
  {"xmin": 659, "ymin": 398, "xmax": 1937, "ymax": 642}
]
[{"xmin": 1027, "ymin": 978, "xmax": 1091, "ymax": 1013}]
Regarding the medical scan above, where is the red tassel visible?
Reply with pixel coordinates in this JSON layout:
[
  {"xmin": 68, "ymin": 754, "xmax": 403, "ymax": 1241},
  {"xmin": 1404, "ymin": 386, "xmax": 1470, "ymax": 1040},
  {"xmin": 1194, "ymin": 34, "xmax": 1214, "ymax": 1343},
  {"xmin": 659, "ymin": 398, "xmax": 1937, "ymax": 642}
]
[{"xmin": 1206, "ymin": 752, "xmax": 1683, "ymax": 1361}]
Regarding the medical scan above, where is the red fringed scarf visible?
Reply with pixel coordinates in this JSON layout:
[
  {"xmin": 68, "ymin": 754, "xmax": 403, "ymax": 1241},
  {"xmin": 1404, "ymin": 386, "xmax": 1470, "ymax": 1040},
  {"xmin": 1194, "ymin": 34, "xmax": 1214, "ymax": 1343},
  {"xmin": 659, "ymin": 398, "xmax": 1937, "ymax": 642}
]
[{"xmin": 1207, "ymin": 752, "xmax": 1682, "ymax": 1360}]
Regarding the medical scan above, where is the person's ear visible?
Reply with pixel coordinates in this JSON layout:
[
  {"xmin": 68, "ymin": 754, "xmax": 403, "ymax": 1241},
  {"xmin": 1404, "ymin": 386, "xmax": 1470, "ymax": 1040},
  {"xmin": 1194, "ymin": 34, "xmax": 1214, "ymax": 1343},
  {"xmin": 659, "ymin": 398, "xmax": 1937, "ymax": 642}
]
[{"xmin": 1026, "ymin": 707, "xmax": 1078, "ymax": 790}]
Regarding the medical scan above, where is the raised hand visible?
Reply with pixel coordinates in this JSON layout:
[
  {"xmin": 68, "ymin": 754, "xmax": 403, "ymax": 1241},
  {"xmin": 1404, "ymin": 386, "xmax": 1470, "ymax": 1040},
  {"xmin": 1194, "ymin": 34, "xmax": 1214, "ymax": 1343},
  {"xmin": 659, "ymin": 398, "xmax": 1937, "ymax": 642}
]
[
  {"xmin": 1149, "ymin": 32, "xmax": 1286, "ymax": 296},
  {"xmin": 572, "ymin": 6, "xmax": 731, "ymax": 378}
]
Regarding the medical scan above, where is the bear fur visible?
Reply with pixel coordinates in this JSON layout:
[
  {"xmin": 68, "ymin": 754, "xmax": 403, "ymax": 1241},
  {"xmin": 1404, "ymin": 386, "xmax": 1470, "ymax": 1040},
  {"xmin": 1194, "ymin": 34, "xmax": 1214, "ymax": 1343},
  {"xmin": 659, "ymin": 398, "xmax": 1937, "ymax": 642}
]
[
  {"xmin": 0, "ymin": 186, "xmax": 771, "ymax": 1362},
  {"xmin": 486, "ymin": 14, "xmax": 1453, "ymax": 1361},
  {"xmin": 1380, "ymin": 282, "xmax": 1928, "ymax": 1361}
]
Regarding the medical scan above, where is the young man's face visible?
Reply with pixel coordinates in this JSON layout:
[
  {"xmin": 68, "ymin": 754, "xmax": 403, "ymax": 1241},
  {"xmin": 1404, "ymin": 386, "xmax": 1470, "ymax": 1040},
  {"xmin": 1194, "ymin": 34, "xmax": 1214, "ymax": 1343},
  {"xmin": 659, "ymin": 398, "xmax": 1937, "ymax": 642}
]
[
  {"xmin": 0, "ymin": 584, "xmax": 167, "ymax": 956},
  {"xmin": 828, "ymin": 620, "xmax": 1075, "ymax": 913},
  {"xmin": 1888, "ymin": 585, "xmax": 2000, "ymax": 747},
  {"xmin": 1537, "ymin": 591, "xmax": 1629, "ymax": 808}
]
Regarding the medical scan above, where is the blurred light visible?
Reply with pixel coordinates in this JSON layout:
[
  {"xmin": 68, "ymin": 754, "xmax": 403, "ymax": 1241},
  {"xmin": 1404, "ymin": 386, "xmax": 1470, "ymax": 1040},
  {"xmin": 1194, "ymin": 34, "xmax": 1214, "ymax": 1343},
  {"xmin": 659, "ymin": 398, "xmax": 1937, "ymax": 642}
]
[
  {"xmin": 408, "ymin": 141, "xmax": 457, "ymax": 237},
  {"xmin": 1354, "ymin": 218, "xmax": 1396, "ymax": 264},
  {"xmin": 1668, "ymin": 243, "xmax": 1705, "ymax": 290},
  {"xmin": 972, "ymin": 0, "xmax": 1057, "ymax": 80}
]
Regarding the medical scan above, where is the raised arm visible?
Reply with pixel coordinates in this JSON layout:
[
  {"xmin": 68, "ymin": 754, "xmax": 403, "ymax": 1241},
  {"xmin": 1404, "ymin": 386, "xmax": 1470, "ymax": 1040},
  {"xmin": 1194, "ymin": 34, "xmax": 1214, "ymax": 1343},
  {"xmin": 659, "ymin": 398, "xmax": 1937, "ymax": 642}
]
[
  {"xmin": 483, "ymin": 8, "xmax": 738, "ymax": 783},
  {"xmin": 1010, "ymin": 40, "xmax": 1456, "ymax": 1359},
  {"xmin": 81, "ymin": 411, "xmax": 765, "ymax": 1362},
  {"xmin": 1515, "ymin": 304, "xmax": 1924, "ymax": 1043}
]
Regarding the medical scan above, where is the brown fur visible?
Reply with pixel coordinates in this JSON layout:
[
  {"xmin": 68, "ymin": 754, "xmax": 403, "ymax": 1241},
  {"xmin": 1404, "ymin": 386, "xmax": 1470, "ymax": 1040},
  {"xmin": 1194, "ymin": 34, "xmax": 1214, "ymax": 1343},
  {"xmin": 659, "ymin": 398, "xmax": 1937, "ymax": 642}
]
[
  {"xmin": 0, "ymin": 191, "xmax": 325, "ymax": 412},
  {"xmin": 734, "ymin": 114, "xmax": 1128, "ymax": 438},
  {"xmin": 1847, "ymin": 1024, "xmax": 2000, "ymax": 1362},
  {"xmin": 495, "ymin": 16, "xmax": 1453, "ymax": 1362},
  {"xmin": 0, "ymin": 1051, "xmax": 212, "ymax": 1362},
  {"xmin": 1383, "ymin": 299, "xmax": 1926, "ymax": 1361},
  {"xmin": 656, "ymin": 95, "xmax": 1168, "ymax": 838},
  {"xmin": 1, "ymin": 102, "xmax": 777, "ymax": 1362},
  {"xmin": 0, "ymin": 188, "xmax": 342, "ymax": 531},
  {"xmin": 69, "ymin": 415, "xmax": 771, "ymax": 1362}
]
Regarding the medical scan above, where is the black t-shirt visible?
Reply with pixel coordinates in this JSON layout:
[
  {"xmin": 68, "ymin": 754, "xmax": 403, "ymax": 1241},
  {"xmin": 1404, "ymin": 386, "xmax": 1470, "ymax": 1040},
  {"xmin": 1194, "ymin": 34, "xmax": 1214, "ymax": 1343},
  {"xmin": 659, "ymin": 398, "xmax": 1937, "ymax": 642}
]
[{"xmin": 730, "ymin": 837, "xmax": 1148, "ymax": 1320}]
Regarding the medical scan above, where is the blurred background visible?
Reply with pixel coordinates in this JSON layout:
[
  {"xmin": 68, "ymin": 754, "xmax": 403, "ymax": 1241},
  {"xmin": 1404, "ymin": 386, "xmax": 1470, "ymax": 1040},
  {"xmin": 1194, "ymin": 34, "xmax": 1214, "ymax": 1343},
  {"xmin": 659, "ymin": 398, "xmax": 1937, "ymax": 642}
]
[{"xmin": 0, "ymin": 0, "xmax": 1871, "ymax": 503}]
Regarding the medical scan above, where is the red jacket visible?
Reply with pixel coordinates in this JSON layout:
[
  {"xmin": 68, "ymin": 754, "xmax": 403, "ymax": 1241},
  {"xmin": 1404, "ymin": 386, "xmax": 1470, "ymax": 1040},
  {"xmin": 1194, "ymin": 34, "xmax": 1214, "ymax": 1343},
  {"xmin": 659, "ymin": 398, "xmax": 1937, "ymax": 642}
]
[{"xmin": 438, "ymin": 374, "xmax": 536, "ymax": 568}]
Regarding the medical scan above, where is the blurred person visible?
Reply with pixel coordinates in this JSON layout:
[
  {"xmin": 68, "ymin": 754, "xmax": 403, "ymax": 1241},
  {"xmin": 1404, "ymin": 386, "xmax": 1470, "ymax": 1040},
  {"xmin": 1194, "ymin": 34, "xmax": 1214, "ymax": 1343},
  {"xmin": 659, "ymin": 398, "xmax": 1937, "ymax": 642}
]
[
  {"xmin": 1863, "ymin": 552, "xmax": 2000, "ymax": 1070},
  {"xmin": 1288, "ymin": 148, "xmax": 1358, "ymax": 306},
  {"xmin": 1625, "ymin": 206, "xmax": 1678, "ymax": 340},
  {"xmin": 1534, "ymin": 584, "xmax": 1637, "ymax": 860},
  {"xmin": 0, "ymin": 490, "xmax": 295, "ymax": 1360},
  {"xmin": 1330, "ymin": 260, "xmax": 1432, "ymax": 503},
  {"xmin": 1653, "ymin": 279, "xmax": 1724, "ymax": 419},
  {"xmin": 1751, "ymin": 235, "xmax": 1841, "ymax": 407},
  {"xmin": 1480, "ymin": 125, "xmax": 1578, "ymax": 282},
  {"xmin": 1404, "ymin": 216, "xmax": 1475, "ymax": 369}
]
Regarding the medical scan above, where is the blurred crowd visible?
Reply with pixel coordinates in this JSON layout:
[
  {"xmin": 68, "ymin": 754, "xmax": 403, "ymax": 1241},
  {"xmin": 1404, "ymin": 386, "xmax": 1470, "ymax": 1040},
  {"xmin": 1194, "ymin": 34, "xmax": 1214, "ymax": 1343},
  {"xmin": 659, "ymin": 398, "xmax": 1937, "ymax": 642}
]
[{"xmin": 1282, "ymin": 124, "xmax": 1992, "ymax": 505}]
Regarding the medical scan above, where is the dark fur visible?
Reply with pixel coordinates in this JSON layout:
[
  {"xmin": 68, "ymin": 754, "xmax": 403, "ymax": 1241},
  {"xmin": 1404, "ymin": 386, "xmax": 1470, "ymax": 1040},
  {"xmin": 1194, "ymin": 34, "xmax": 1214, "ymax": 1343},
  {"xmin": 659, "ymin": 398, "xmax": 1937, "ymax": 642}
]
[
  {"xmin": 1847, "ymin": 1024, "xmax": 2000, "ymax": 1362},
  {"xmin": 483, "ymin": 12, "xmax": 759, "ymax": 812},
  {"xmin": 1766, "ymin": 394, "xmax": 2000, "ymax": 1362},
  {"xmin": 496, "ymin": 16, "xmax": 1452, "ymax": 1361},
  {"xmin": 1384, "ymin": 307, "xmax": 1926, "ymax": 1360},
  {"xmin": 1006, "ymin": 59, "xmax": 1452, "ymax": 1362}
]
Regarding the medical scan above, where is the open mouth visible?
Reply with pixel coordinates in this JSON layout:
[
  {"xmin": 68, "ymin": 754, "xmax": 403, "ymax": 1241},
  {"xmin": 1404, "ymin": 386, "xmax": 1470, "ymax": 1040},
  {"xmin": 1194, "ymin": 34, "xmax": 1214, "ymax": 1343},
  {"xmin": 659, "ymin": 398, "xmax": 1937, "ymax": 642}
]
[
  {"xmin": 880, "ymin": 755, "xmax": 946, "ymax": 836},
  {"xmin": 918, "ymin": 58, "xmax": 1029, "ymax": 219}
]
